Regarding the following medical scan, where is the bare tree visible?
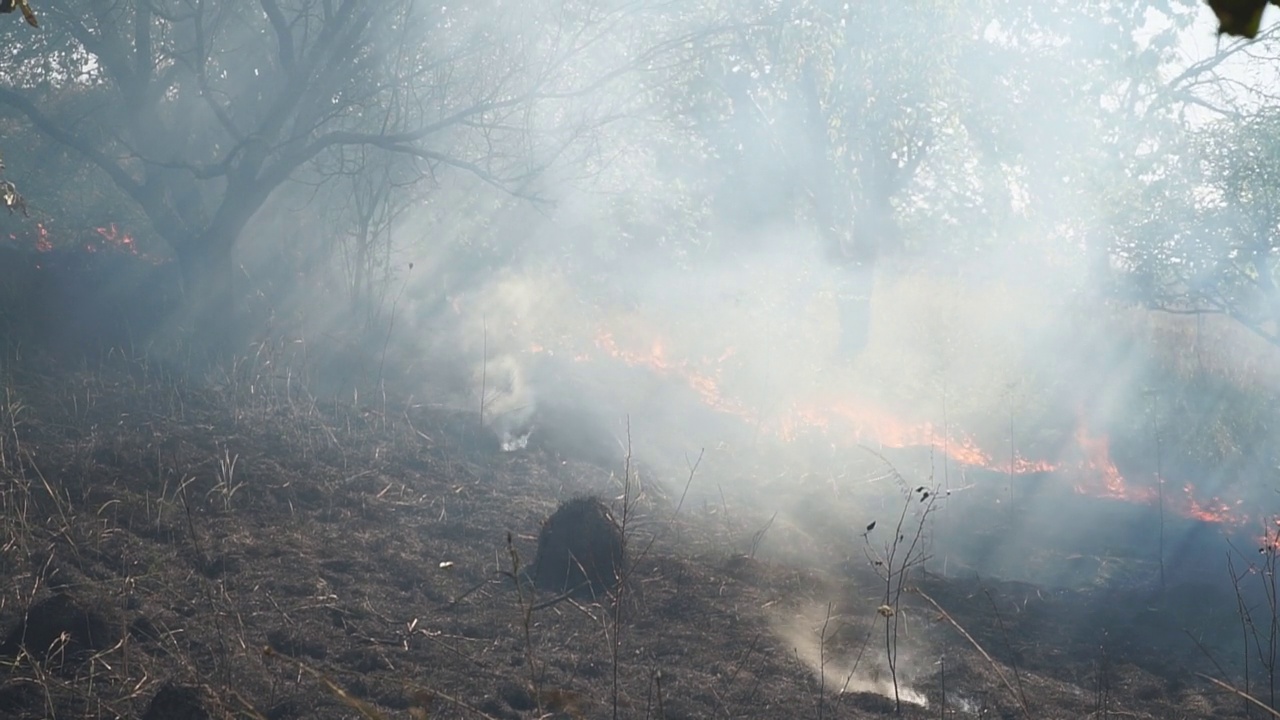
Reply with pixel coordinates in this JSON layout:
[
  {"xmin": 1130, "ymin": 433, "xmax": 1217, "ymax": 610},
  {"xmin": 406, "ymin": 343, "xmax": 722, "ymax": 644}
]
[{"xmin": 0, "ymin": 0, "xmax": 664, "ymax": 343}]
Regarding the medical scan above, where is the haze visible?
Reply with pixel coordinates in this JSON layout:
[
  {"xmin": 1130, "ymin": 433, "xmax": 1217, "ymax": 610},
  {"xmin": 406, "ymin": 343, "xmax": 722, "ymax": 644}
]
[{"xmin": 3, "ymin": 0, "xmax": 1280, "ymax": 711}]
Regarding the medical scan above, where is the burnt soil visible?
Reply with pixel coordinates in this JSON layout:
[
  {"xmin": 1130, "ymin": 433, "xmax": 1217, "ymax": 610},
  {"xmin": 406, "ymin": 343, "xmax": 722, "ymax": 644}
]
[{"xmin": 0, "ymin": 353, "xmax": 1263, "ymax": 719}]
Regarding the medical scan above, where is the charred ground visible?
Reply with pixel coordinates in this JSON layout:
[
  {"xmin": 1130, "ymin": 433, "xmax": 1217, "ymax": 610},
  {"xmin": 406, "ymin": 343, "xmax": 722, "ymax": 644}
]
[{"xmin": 0, "ymin": 347, "xmax": 1263, "ymax": 719}]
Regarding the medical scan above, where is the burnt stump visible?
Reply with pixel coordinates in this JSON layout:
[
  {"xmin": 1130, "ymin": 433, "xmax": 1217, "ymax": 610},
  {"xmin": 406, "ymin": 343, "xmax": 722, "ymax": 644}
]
[{"xmin": 532, "ymin": 496, "xmax": 624, "ymax": 599}]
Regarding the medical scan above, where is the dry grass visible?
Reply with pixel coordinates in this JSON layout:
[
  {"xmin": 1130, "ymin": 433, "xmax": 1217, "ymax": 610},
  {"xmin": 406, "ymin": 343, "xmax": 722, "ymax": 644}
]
[{"xmin": 0, "ymin": 344, "xmax": 1266, "ymax": 719}]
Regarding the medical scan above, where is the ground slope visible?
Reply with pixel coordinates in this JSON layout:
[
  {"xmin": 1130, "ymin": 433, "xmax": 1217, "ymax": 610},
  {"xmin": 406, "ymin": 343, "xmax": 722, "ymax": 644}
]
[{"xmin": 0, "ymin": 355, "xmax": 1256, "ymax": 719}]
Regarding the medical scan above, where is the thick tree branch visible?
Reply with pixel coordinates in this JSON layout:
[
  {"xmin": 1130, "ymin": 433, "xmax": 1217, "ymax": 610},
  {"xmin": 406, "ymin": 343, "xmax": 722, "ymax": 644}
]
[
  {"xmin": 1147, "ymin": 25, "xmax": 1280, "ymax": 119},
  {"xmin": 258, "ymin": 126, "xmax": 547, "ymax": 204},
  {"xmin": 1149, "ymin": 290, "xmax": 1280, "ymax": 348},
  {"xmin": 253, "ymin": 0, "xmax": 368, "ymax": 166},
  {"xmin": 133, "ymin": 152, "xmax": 233, "ymax": 180},
  {"xmin": 0, "ymin": 86, "xmax": 144, "ymax": 204},
  {"xmin": 134, "ymin": 3, "xmax": 153, "ymax": 86},
  {"xmin": 174, "ymin": 2, "xmax": 244, "ymax": 143},
  {"xmin": 259, "ymin": 0, "xmax": 296, "ymax": 74},
  {"xmin": 81, "ymin": 0, "xmax": 140, "ymax": 98}
]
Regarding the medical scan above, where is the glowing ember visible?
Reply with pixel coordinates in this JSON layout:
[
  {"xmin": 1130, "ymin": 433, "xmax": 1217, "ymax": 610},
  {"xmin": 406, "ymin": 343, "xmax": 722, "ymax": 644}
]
[
  {"xmin": 94, "ymin": 223, "xmax": 137, "ymax": 253},
  {"xmin": 1260, "ymin": 520, "xmax": 1280, "ymax": 553},
  {"xmin": 35, "ymin": 222, "xmax": 51, "ymax": 252},
  {"xmin": 11, "ymin": 221, "xmax": 145, "ymax": 257}
]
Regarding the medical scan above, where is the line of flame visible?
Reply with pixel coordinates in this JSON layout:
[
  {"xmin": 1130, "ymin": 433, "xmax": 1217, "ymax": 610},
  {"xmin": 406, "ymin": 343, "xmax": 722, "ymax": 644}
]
[{"xmin": 529, "ymin": 328, "xmax": 1255, "ymax": 529}]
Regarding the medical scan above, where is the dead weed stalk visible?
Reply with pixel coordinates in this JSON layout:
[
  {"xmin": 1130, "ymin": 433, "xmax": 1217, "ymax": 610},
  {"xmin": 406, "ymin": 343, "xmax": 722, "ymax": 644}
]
[
  {"xmin": 506, "ymin": 532, "xmax": 544, "ymax": 715},
  {"xmin": 915, "ymin": 588, "xmax": 1032, "ymax": 720},
  {"xmin": 860, "ymin": 446, "xmax": 939, "ymax": 713},
  {"xmin": 1197, "ymin": 672, "xmax": 1280, "ymax": 719}
]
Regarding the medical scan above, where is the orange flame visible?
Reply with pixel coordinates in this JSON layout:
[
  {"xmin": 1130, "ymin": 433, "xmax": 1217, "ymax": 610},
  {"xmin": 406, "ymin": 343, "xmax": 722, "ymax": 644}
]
[
  {"xmin": 1259, "ymin": 520, "xmax": 1280, "ymax": 553},
  {"xmin": 1179, "ymin": 484, "xmax": 1243, "ymax": 525},
  {"xmin": 592, "ymin": 330, "xmax": 745, "ymax": 414},
  {"xmin": 1073, "ymin": 424, "xmax": 1248, "ymax": 525},
  {"xmin": 1002, "ymin": 457, "xmax": 1058, "ymax": 475},
  {"xmin": 1073, "ymin": 424, "xmax": 1156, "ymax": 503},
  {"xmin": 531, "ymin": 327, "xmax": 1253, "ymax": 528},
  {"xmin": 36, "ymin": 222, "xmax": 51, "ymax": 252},
  {"xmin": 94, "ymin": 223, "xmax": 137, "ymax": 254},
  {"xmin": 777, "ymin": 401, "xmax": 997, "ymax": 468}
]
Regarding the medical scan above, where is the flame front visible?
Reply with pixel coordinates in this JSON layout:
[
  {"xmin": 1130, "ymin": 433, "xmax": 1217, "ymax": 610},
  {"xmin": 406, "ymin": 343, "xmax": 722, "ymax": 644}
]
[
  {"xmin": 529, "ymin": 326, "xmax": 1252, "ymax": 529},
  {"xmin": 1073, "ymin": 424, "xmax": 1154, "ymax": 503},
  {"xmin": 592, "ymin": 330, "xmax": 746, "ymax": 414}
]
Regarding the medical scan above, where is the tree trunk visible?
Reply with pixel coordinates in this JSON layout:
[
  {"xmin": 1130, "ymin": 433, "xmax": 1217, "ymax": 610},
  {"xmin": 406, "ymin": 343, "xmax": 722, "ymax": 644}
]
[
  {"xmin": 172, "ymin": 233, "xmax": 239, "ymax": 359},
  {"xmin": 834, "ymin": 261, "xmax": 875, "ymax": 361}
]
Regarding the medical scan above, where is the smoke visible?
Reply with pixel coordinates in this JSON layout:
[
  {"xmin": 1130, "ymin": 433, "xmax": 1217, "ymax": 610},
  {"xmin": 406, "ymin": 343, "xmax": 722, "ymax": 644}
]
[
  {"xmin": 210, "ymin": 0, "xmax": 1280, "ymax": 683},
  {"xmin": 7, "ymin": 3, "xmax": 1276, "ymax": 693},
  {"xmin": 773, "ymin": 600, "xmax": 930, "ymax": 708},
  {"xmin": 476, "ymin": 353, "xmax": 537, "ymax": 451}
]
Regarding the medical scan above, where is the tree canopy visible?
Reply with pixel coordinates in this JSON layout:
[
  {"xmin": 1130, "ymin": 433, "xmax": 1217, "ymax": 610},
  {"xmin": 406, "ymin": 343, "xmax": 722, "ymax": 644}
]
[
  {"xmin": 0, "ymin": 0, "xmax": 693, "ymax": 345},
  {"xmin": 1, "ymin": 0, "xmax": 1278, "ymax": 357}
]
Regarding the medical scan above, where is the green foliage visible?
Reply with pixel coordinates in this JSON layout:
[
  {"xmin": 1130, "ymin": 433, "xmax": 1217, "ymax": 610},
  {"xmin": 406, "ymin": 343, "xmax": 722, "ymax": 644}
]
[
  {"xmin": 671, "ymin": 0, "xmax": 980, "ymax": 257},
  {"xmin": 1112, "ymin": 110, "xmax": 1280, "ymax": 347},
  {"xmin": 638, "ymin": 0, "xmax": 1192, "ymax": 273}
]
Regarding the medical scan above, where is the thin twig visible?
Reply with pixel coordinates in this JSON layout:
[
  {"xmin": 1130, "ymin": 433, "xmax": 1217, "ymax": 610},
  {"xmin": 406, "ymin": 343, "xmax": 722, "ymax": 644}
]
[
  {"xmin": 914, "ymin": 588, "xmax": 1032, "ymax": 720},
  {"xmin": 1196, "ymin": 673, "xmax": 1280, "ymax": 719},
  {"xmin": 982, "ymin": 586, "xmax": 1030, "ymax": 713},
  {"xmin": 479, "ymin": 314, "xmax": 487, "ymax": 426}
]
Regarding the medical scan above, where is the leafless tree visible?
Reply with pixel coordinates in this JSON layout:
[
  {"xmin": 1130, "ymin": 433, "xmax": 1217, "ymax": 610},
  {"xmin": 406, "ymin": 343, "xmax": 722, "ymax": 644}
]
[{"xmin": 0, "ymin": 0, "xmax": 679, "ymax": 342}]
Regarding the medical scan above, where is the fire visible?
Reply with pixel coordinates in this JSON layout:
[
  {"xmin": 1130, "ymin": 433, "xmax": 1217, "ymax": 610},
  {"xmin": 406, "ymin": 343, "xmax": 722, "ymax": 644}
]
[
  {"xmin": 777, "ymin": 401, "xmax": 997, "ymax": 468},
  {"xmin": 1179, "ymin": 484, "xmax": 1244, "ymax": 526},
  {"xmin": 1072, "ymin": 424, "xmax": 1249, "ymax": 526},
  {"xmin": 35, "ymin": 223, "xmax": 51, "ymax": 252},
  {"xmin": 526, "ymin": 325, "xmax": 1256, "ymax": 529},
  {"xmin": 93, "ymin": 223, "xmax": 137, "ymax": 254},
  {"xmin": 9, "ymin": 221, "xmax": 138, "ymax": 256},
  {"xmin": 1003, "ymin": 457, "xmax": 1058, "ymax": 475},
  {"xmin": 1260, "ymin": 520, "xmax": 1280, "ymax": 553},
  {"xmin": 1073, "ymin": 424, "xmax": 1155, "ymax": 503},
  {"xmin": 591, "ymin": 330, "xmax": 746, "ymax": 414}
]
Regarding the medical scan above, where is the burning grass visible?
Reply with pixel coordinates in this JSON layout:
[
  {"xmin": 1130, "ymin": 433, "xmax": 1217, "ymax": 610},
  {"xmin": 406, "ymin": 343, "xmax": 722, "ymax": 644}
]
[
  {"xmin": 0, "ymin": 346, "xmax": 1269, "ymax": 718},
  {"xmin": 505, "ymin": 263, "xmax": 1267, "ymax": 536}
]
